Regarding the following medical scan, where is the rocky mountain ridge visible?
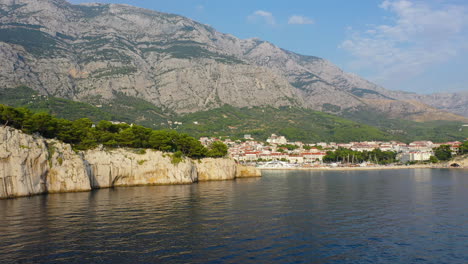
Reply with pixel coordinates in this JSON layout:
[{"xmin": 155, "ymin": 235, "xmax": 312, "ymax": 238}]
[
  {"xmin": 0, "ymin": 0, "xmax": 466, "ymax": 121},
  {"xmin": 398, "ymin": 91, "xmax": 468, "ymax": 119}
]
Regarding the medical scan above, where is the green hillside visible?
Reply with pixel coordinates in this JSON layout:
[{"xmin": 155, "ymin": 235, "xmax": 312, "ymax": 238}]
[
  {"xmin": 1, "ymin": 86, "xmax": 466, "ymax": 143},
  {"xmin": 0, "ymin": 86, "xmax": 171, "ymax": 128},
  {"xmin": 176, "ymin": 105, "xmax": 391, "ymax": 142},
  {"xmin": 342, "ymin": 107, "xmax": 468, "ymax": 143}
]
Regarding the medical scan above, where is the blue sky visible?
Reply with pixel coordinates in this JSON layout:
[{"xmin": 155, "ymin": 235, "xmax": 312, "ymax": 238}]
[{"xmin": 69, "ymin": 0, "xmax": 468, "ymax": 94}]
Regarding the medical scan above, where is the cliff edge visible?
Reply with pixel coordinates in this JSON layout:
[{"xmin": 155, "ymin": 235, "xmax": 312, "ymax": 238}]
[
  {"xmin": 0, "ymin": 126, "xmax": 261, "ymax": 199},
  {"xmin": 446, "ymin": 155, "xmax": 468, "ymax": 168}
]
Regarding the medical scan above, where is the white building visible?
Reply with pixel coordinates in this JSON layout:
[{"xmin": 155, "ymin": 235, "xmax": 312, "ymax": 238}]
[
  {"xmin": 266, "ymin": 134, "xmax": 287, "ymax": 145},
  {"xmin": 398, "ymin": 151, "xmax": 432, "ymax": 162},
  {"xmin": 302, "ymin": 152, "xmax": 327, "ymax": 162},
  {"xmin": 287, "ymin": 155, "xmax": 304, "ymax": 164},
  {"xmin": 244, "ymin": 134, "xmax": 253, "ymax": 140}
]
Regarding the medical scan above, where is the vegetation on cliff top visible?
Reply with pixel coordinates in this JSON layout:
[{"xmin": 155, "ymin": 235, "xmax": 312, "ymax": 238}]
[{"xmin": 0, "ymin": 104, "xmax": 227, "ymax": 159}]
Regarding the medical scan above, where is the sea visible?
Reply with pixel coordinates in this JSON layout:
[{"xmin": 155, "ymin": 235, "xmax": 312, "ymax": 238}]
[{"xmin": 1, "ymin": 169, "xmax": 467, "ymax": 263}]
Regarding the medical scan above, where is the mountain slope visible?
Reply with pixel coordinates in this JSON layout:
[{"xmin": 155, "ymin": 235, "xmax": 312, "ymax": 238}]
[
  {"xmin": 396, "ymin": 91, "xmax": 468, "ymax": 118},
  {"xmin": 0, "ymin": 0, "xmax": 466, "ymax": 123},
  {"xmin": 0, "ymin": 0, "xmax": 302, "ymax": 114},
  {"xmin": 2, "ymin": 86, "xmax": 466, "ymax": 143}
]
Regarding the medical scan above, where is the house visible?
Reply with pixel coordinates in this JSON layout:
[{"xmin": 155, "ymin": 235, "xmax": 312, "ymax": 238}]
[
  {"xmin": 244, "ymin": 134, "xmax": 253, "ymax": 140},
  {"xmin": 398, "ymin": 151, "xmax": 432, "ymax": 162},
  {"xmin": 409, "ymin": 141, "xmax": 434, "ymax": 151},
  {"xmin": 302, "ymin": 152, "xmax": 327, "ymax": 162},
  {"xmin": 288, "ymin": 155, "xmax": 304, "ymax": 164},
  {"xmin": 243, "ymin": 151, "xmax": 261, "ymax": 161},
  {"xmin": 266, "ymin": 134, "xmax": 288, "ymax": 144}
]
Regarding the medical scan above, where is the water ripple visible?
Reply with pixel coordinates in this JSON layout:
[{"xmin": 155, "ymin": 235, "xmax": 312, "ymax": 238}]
[{"xmin": 1, "ymin": 169, "xmax": 468, "ymax": 263}]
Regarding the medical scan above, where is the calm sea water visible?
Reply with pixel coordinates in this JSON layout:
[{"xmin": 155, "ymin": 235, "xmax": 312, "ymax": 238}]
[{"xmin": 1, "ymin": 169, "xmax": 468, "ymax": 263}]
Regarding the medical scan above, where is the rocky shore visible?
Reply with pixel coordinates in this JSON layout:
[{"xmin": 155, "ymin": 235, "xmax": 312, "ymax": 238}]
[{"xmin": 0, "ymin": 127, "xmax": 261, "ymax": 199}]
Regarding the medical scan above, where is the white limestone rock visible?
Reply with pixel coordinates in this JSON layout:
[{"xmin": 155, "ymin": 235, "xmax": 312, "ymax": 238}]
[
  {"xmin": 46, "ymin": 140, "xmax": 92, "ymax": 193},
  {"xmin": 0, "ymin": 126, "xmax": 48, "ymax": 198},
  {"xmin": 196, "ymin": 158, "xmax": 237, "ymax": 181},
  {"xmin": 84, "ymin": 148, "xmax": 197, "ymax": 188}
]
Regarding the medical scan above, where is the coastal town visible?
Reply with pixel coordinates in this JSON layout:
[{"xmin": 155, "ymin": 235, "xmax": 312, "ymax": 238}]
[{"xmin": 199, "ymin": 134, "xmax": 464, "ymax": 168}]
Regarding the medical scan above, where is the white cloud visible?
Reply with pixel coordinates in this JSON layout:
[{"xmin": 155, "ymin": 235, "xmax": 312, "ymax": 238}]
[
  {"xmin": 340, "ymin": 0, "xmax": 468, "ymax": 88},
  {"xmin": 288, "ymin": 15, "xmax": 314, "ymax": 25},
  {"xmin": 248, "ymin": 10, "xmax": 276, "ymax": 25}
]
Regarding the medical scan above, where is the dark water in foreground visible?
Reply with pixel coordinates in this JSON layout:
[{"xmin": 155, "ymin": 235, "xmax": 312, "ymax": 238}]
[{"xmin": 1, "ymin": 169, "xmax": 468, "ymax": 263}]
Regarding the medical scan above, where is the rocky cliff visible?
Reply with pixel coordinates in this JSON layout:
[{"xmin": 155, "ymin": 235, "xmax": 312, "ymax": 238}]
[
  {"xmin": 0, "ymin": 0, "xmax": 465, "ymax": 121},
  {"xmin": 446, "ymin": 155, "xmax": 468, "ymax": 168},
  {"xmin": 0, "ymin": 126, "xmax": 261, "ymax": 199}
]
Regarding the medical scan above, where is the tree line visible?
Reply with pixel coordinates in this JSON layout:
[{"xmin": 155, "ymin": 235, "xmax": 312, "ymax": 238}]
[
  {"xmin": 432, "ymin": 142, "xmax": 468, "ymax": 162},
  {"xmin": 0, "ymin": 104, "xmax": 227, "ymax": 159},
  {"xmin": 323, "ymin": 147, "xmax": 397, "ymax": 165},
  {"xmin": 323, "ymin": 143, "xmax": 468, "ymax": 165}
]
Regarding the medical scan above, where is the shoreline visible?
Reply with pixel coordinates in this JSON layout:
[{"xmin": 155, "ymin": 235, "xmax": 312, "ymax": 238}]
[
  {"xmin": 0, "ymin": 126, "xmax": 262, "ymax": 199},
  {"xmin": 258, "ymin": 165, "xmax": 466, "ymax": 171}
]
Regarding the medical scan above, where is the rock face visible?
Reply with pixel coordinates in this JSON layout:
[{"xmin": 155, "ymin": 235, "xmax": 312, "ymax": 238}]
[
  {"xmin": 236, "ymin": 165, "xmax": 262, "ymax": 178},
  {"xmin": 0, "ymin": 126, "xmax": 49, "ymax": 198},
  {"xmin": 447, "ymin": 155, "xmax": 468, "ymax": 168},
  {"xmin": 46, "ymin": 140, "xmax": 92, "ymax": 193},
  {"xmin": 0, "ymin": 126, "xmax": 261, "ymax": 199},
  {"xmin": 0, "ymin": 127, "xmax": 92, "ymax": 198},
  {"xmin": 196, "ymin": 158, "xmax": 238, "ymax": 181},
  {"xmin": 84, "ymin": 149, "xmax": 197, "ymax": 188},
  {"xmin": 396, "ymin": 91, "xmax": 468, "ymax": 118},
  {"xmin": 0, "ymin": 0, "xmax": 465, "ymax": 121}
]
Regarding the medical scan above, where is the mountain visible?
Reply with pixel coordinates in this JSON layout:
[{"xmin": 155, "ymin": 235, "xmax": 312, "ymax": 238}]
[
  {"xmin": 0, "ymin": 0, "xmax": 467, "ymax": 138},
  {"xmin": 0, "ymin": 0, "xmax": 299, "ymax": 113},
  {"xmin": 396, "ymin": 91, "xmax": 468, "ymax": 118}
]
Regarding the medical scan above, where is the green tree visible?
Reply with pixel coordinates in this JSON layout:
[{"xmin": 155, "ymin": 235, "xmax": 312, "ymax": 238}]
[
  {"xmin": 173, "ymin": 134, "xmax": 207, "ymax": 158},
  {"xmin": 130, "ymin": 125, "xmax": 152, "ymax": 148},
  {"xmin": 149, "ymin": 130, "xmax": 177, "ymax": 151},
  {"xmin": 24, "ymin": 112, "xmax": 58, "ymax": 138},
  {"xmin": 278, "ymin": 144, "xmax": 299, "ymax": 150},
  {"xmin": 429, "ymin": 156, "xmax": 439, "ymax": 163},
  {"xmin": 207, "ymin": 141, "xmax": 228, "ymax": 158},
  {"xmin": 322, "ymin": 147, "xmax": 396, "ymax": 164},
  {"xmin": 1, "ymin": 105, "xmax": 28, "ymax": 129},
  {"xmin": 323, "ymin": 151, "xmax": 337, "ymax": 163},
  {"xmin": 117, "ymin": 128, "xmax": 135, "ymax": 147},
  {"xmin": 56, "ymin": 119, "xmax": 74, "ymax": 143},
  {"xmin": 460, "ymin": 141, "xmax": 468, "ymax": 155},
  {"xmin": 71, "ymin": 118, "xmax": 96, "ymax": 150},
  {"xmin": 434, "ymin": 145, "xmax": 452, "ymax": 161}
]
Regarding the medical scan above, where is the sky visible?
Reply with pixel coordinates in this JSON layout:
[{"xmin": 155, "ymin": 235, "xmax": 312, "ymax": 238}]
[{"xmin": 69, "ymin": 0, "xmax": 468, "ymax": 94}]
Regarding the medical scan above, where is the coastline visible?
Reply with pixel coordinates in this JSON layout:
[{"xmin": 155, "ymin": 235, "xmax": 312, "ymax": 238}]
[
  {"xmin": 258, "ymin": 165, "xmax": 466, "ymax": 171},
  {"xmin": 0, "ymin": 126, "xmax": 261, "ymax": 199}
]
